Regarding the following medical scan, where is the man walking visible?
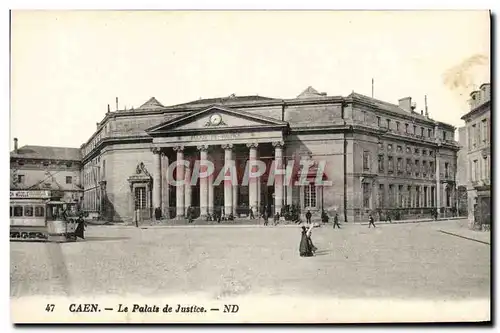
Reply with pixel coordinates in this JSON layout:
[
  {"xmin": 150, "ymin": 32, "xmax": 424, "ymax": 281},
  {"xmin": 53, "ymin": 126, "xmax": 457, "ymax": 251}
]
[
  {"xmin": 305, "ymin": 210, "xmax": 312, "ymax": 225},
  {"xmin": 333, "ymin": 213, "xmax": 341, "ymax": 229},
  {"xmin": 368, "ymin": 214, "xmax": 376, "ymax": 228}
]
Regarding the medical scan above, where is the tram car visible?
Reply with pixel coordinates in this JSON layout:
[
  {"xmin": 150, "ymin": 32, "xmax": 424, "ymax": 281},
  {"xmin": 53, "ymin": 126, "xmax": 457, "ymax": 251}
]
[{"xmin": 10, "ymin": 190, "xmax": 80, "ymax": 242}]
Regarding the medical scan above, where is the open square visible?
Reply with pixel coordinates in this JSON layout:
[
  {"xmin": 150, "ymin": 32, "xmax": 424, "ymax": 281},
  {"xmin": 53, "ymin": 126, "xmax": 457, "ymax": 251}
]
[{"xmin": 10, "ymin": 220, "xmax": 490, "ymax": 301}]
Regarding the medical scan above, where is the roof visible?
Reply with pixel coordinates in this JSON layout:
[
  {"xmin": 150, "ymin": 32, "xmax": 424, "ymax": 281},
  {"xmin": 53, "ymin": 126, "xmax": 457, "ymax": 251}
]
[
  {"xmin": 169, "ymin": 94, "xmax": 278, "ymax": 108},
  {"xmin": 138, "ymin": 97, "xmax": 165, "ymax": 110},
  {"xmin": 297, "ymin": 86, "xmax": 326, "ymax": 99},
  {"xmin": 10, "ymin": 145, "xmax": 81, "ymax": 161},
  {"xmin": 348, "ymin": 92, "xmax": 431, "ymax": 122}
]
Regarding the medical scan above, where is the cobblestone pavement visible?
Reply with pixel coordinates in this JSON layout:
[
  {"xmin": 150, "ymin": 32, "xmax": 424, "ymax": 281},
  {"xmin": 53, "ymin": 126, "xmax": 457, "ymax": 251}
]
[{"xmin": 10, "ymin": 220, "xmax": 490, "ymax": 301}]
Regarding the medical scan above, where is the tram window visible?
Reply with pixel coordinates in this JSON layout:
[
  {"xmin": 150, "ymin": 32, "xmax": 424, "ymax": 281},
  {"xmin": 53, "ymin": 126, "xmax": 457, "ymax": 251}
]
[
  {"xmin": 35, "ymin": 206, "xmax": 45, "ymax": 217},
  {"xmin": 24, "ymin": 206, "xmax": 34, "ymax": 217},
  {"xmin": 10, "ymin": 206, "xmax": 13, "ymax": 217},
  {"xmin": 13, "ymin": 206, "xmax": 23, "ymax": 217}
]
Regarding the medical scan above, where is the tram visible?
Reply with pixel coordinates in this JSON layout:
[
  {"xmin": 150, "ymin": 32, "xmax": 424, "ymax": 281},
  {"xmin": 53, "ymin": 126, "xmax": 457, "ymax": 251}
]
[{"xmin": 10, "ymin": 190, "xmax": 81, "ymax": 242}]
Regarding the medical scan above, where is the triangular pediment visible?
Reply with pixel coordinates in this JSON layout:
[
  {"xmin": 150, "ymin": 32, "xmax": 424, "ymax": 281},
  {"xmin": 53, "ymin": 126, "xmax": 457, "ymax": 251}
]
[{"xmin": 146, "ymin": 105, "xmax": 288, "ymax": 134}]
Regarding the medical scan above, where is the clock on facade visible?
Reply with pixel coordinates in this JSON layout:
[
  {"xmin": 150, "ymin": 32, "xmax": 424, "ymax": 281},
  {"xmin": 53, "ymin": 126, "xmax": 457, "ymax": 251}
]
[{"xmin": 210, "ymin": 114, "xmax": 222, "ymax": 126}]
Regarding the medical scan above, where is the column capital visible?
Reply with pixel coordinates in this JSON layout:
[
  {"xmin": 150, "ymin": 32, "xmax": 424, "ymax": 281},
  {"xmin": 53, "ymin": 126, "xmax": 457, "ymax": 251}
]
[
  {"xmin": 173, "ymin": 145, "xmax": 184, "ymax": 152},
  {"xmin": 246, "ymin": 142, "xmax": 258, "ymax": 149},
  {"xmin": 221, "ymin": 144, "xmax": 234, "ymax": 150},
  {"xmin": 160, "ymin": 150, "xmax": 168, "ymax": 157},
  {"xmin": 272, "ymin": 141, "xmax": 285, "ymax": 148},
  {"xmin": 197, "ymin": 145, "xmax": 209, "ymax": 152},
  {"xmin": 151, "ymin": 147, "xmax": 162, "ymax": 154}
]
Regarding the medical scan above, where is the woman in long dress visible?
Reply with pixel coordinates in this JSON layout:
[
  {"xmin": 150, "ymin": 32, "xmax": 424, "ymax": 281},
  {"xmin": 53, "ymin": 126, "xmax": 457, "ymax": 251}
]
[
  {"xmin": 299, "ymin": 226, "xmax": 314, "ymax": 257},
  {"xmin": 307, "ymin": 224, "xmax": 317, "ymax": 253}
]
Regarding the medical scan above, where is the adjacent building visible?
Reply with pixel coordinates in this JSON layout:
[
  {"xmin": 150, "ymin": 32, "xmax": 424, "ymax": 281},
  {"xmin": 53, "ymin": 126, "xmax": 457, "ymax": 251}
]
[
  {"xmin": 460, "ymin": 83, "xmax": 491, "ymax": 230},
  {"xmin": 78, "ymin": 86, "xmax": 459, "ymax": 223},
  {"xmin": 10, "ymin": 138, "xmax": 83, "ymax": 203}
]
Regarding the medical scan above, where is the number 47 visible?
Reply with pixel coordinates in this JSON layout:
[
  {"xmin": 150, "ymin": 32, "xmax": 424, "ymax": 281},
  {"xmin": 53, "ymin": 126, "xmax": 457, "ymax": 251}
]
[{"xmin": 45, "ymin": 304, "xmax": 55, "ymax": 312}]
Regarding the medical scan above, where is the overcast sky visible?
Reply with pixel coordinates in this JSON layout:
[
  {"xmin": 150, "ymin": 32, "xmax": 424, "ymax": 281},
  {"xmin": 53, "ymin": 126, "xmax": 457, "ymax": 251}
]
[{"xmin": 10, "ymin": 10, "xmax": 490, "ymax": 149}]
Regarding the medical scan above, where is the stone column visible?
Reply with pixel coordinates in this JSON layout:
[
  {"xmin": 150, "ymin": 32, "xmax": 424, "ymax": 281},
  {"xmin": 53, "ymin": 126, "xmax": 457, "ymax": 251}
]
[
  {"xmin": 222, "ymin": 144, "xmax": 233, "ymax": 217},
  {"xmin": 161, "ymin": 151, "xmax": 169, "ymax": 218},
  {"xmin": 286, "ymin": 155, "xmax": 293, "ymax": 209},
  {"xmin": 184, "ymin": 161, "xmax": 192, "ymax": 215},
  {"xmin": 198, "ymin": 145, "xmax": 209, "ymax": 218},
  {"xmin": 152, "ymin": 147, "xmax": 162, "ymax": 213},
  {"xmin": 257, "ymin": 179, "xmax": 261, "ymax": 214},
  {"xmin": 173, "ymin": 146, "xmax": 185, "ymax": 218},
  {"xmin": 208, "ymin": 172, "xmax": 214, "ymax": 216},
  {"xmin": 247, "ymin": 143, "xmax": 259, "ymax": 216},
  {"xmin": 273, "ymin": 141, "xmax": 285, "ymax": 215}
]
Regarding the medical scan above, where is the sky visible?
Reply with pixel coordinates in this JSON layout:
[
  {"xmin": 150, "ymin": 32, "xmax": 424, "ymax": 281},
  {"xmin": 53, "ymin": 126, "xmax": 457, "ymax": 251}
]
[{"xmin": 9, "ymin": 10, "xmax": 490, "ymax": 149}]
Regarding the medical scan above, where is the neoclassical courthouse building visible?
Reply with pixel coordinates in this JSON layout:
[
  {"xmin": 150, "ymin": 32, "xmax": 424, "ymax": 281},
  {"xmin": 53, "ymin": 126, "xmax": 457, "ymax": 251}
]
[
  {"xmin": 74, "ymin": 86, "xmax": 459, "ymax": 223},
  {"xmin": 11, "ymin": 86, "xmax": 460, "ymax": 223}
]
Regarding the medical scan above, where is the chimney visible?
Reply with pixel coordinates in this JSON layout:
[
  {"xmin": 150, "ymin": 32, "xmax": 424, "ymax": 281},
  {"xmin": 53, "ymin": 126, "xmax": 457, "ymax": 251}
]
[
  {"xmin": 398, "ymin": 97, "xmax": 412, "ymax": 112},
  {"xmin": 420, "ymin": 110, "xmax": 423, "ymax": 116},
  {"xmin": 107, "ymin": 104, "xmax": 110, "ymax": 113},
  {"xmin": 425, "ymin": 95, "xmax": 429, "ymax": 118},
  {"xmin": 116, "ymin": 97, "xmax": 119, "ymax": 111},
  {"xmin": 14, "ymin": 138, "xmax": 18, "ymax": 153}
]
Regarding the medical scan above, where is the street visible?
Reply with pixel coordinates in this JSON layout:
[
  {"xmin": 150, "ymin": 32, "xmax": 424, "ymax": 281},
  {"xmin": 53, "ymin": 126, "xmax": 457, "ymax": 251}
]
[{"xmin": 10, "ymin": 219, "xmax": 490, "ymax": 301}]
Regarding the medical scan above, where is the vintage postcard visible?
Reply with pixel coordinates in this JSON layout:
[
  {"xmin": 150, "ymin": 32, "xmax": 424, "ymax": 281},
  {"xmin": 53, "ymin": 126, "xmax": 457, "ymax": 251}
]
[{"xmin": 9, "ymin": 10, "xmax": 491, "ymax": 324}]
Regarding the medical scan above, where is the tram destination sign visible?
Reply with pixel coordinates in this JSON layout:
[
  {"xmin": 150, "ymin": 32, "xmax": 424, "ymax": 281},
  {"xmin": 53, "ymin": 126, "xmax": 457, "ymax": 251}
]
[{"xmin": 10, "ymin": 190, "xmax": 51, "ymax": 199}]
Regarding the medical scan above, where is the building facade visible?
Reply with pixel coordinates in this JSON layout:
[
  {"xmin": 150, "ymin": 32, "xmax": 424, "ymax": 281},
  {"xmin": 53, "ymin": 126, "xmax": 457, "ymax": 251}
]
[
  {"xmin": 460, "ymin": 83, "xmax": 491, "ymax": 230},
  {"xmin": 10, "ymin": 138, "xmax": 83, "ymax": 204},
  {"xmin": 79, "ymin": 87, "xmax": 459, "ymax": 223}
]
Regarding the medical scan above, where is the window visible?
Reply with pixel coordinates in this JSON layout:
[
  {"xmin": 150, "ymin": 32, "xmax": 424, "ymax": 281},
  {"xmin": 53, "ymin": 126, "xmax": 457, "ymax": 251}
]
[
  {"xmin": 446, "ymin": 187, "xmax": 451, "ymax": 207},
  {"xmin": 443, "ymin": 131, "xmax": 447, "ymax": 141},
  {"xmin": 445, "ymin": 162, "xmax": 449, "ymax": 178},
  {"xmin": 396, "ymin": 122, "xmax": 400, "ymax": 131},
  {"xmin": 415, "ymin": 160, "xmax": 420, "ymax": 176},
  {"xmin": 386, "ymin": 119, "xmax": 391, "ymax": 130},
  {"xmin": 17, "ymin": 175, "xmax": 25, "ymax": 184},
  {"xmin": 304, "ymin": 185, "xmax": 317, "ymax": 208},
  {"xmin": 422, "ymin": 149, "xmax": 427, "ymax": 156},
  {"xmin": 413, "ymin": 125, "xmax": 417, "ymax": 134},
  {"xmin": 377, "ymin": 117, "xmax": 381, "ymax": 127},
  {"xmin": 387, "ymin": 144, "xmax": 393, "ymax": 151},
  {"xmin": 397, "ymin": 145, "xmax": 402, "ymax": 153},
  {"xmin": 378, "ymin": 184, "xmax": 385, "ymax": 208},
  {"xmin": 414, "ymin": 148, "xmax": 419, "ymax": 154},
  {"xmin": 421, "ymin": 127, "xmax": 424, "ymax": 137},
  {"xmin": 24, "ymin": 206, "xmax": 33, "ymax": 217},
  {"xmin": 43, "ymin": 161, "xmax": 49, "ymax": 166},
  {"xmin": 363, "ymin": 151, "xmax": 371, "ymax": 171},
  {"xmin": 66, "ymin": 176, "xmax": 73, "ymax": 184},
  {"xmin": 388, "ymin": 156, "xmax": 394, "ymax": 173},
  {"xmin": 429, "ymin": 150, "xmax": 434, "ymax": 157},
  {"xmin": 66, "ymin": 162, "xmax": 72, "ymax": 167},
  {"xmin": 35, "ymin": 206, "xmax": 45, "ymax": 217},
  {"xmin": 407, "ymin": 186, "xmax": 412, "ymax": 207},
  {"xmin": 397, "ymin": 158, "xmax": 403, "ymax": 173},
  {"xmin": 362, "ymin": 183, "xmax": 371, "ymax": 208},
  {"xmin": 17, "ymin": 161, "xmax": 24, "ymax": 166},
  {"xmin": 406, "ymin": 158, "xmax": 412, "ymax": 174},
  {"xmin": 428, "ymin": 129, "xmax": 432, "ymax": 138},
  {"xmin": 473, "ymin": 160, "xmax": 479, "ymax": 181},
  {"xmin": 430, "ymin": 161, "xmax": 434, "ymax": 175},
  {"xmin": 405, "ymin": 123, "xmax": 409, "ymax": 133},
  {"xmin": 471, "ymin": 124, "xmax": 477, "ymax": 147},
  {"xmin": 422, "ymin": 161, "xmax": 428, "ymax": 175},
  {"xmin": 482, "ymin": 119, "xmax": 488, "ymax": 143},
  {"xmin": 378, "ymin": 155, "xmax": 384, "ymax": 172},
  {"xmin": 13, "ymin": 206, "xmax": 23, "ymax": 217},
  {"xmin": 134, "ymin": 187, "xmax": 147, "ymax": 210}
]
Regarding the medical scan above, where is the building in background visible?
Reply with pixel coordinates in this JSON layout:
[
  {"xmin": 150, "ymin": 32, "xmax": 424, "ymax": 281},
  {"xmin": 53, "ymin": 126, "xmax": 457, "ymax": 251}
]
[
  {"xmin": 460, "ymin": 83, "xmax": 491, "ymax": 230},
  {"xmin": 78, "ymin": 86, "xmax": 459, "ymax": 223},
  {"xmin": 456, "ymin": 126, "xmax": 469, "ymax": 216},
  {"xmin": 10, "ymin": 138, "xmax": 83, "ymax": 204}
]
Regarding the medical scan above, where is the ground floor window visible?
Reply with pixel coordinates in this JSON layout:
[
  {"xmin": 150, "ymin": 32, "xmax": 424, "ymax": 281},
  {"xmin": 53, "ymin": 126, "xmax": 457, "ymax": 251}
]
[
  {"xmin": 446, "ymin": 187, "xmax": 451, "ymax": 207},
  {"xmin": 304, "ymin": 184, "xmax": 316, "ymax": 208}
]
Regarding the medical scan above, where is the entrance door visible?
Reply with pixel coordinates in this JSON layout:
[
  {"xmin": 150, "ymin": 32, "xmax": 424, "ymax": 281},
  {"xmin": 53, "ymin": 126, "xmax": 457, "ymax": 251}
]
[{"xmin": 134, "ymin": 186, "xmax": 150, "ymax": 219}]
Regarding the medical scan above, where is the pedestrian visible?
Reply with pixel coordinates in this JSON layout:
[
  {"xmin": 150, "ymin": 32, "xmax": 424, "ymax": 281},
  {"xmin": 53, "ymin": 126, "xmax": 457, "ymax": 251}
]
[
  {"xmin": 263, "ymin": 211, "xmax": 269, "ymax": 226},
  {"xmin": 368, "ymin": 214, "xmax": 376, "ymax": 228},
  {"xmin": 74, "ymin": 212, "xmax": 86, "ymax": 240},
  {"xmin": 333, "ymin": 213, "xmax": 341, "ymax": 229},
  {"xmin": 305, "ymin": 210, "xmax": 311, "ymax": 224},
  {"xmin": 187, "ymin": 206, "xmax": 194, "ymax": 224},
  {"xmin": 274, "ymin": 212, "xmax": 280, "ymax": 226},
  {"xmin": 249, "ymin": 207, "xmax": 255, "ymax": 219},
  {"xmin": 299, "ymin": 226, "xmax": 314, "ymax": 257}
]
